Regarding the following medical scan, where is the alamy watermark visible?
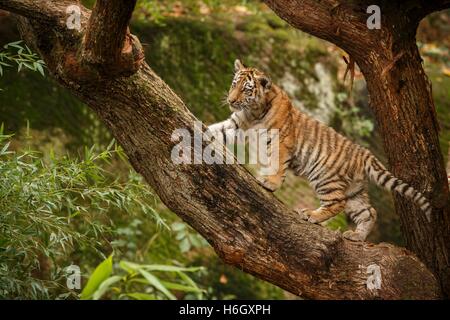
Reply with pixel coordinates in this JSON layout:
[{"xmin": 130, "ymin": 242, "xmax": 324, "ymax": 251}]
[
  {"xmin": 366, "ymin": 264, "xmax": 382, "ymax": 290},
  {"xmin": 66, "ymin": 265, "xmax": 81, "ymax": 290},
  {"xmin": 367, "ymin": 5, "xmax": 381, "ymax": 30},
  {"xmin": 66, "ymin": 5, "xmax": 81, "ymax": 31},
  {"xmin": 171, "ymin": 121, "xmax": 280, "ymax": 176}
]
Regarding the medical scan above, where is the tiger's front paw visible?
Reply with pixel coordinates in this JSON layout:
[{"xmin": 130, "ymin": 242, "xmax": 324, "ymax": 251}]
[
  {"xmin": 257, "ymin": 176, "xmax": 282, "ymax": 192},
  {"xmin": 295, "ymin": 208, "xmax": 324, "ymax": 224},
  {"xmin": 295, "ymin": 208, "xmax": 312, "ymax": 221},
  {"xmin": 207, "ymin": 124, "xmax": 221, "ymax": 135}
]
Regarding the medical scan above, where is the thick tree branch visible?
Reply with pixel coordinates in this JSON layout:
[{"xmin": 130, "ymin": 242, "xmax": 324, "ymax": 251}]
[
  {"xmin": 263, "ymin": 1, "xmax": 450, "ymax": 59},
  {"xmin": 82, "ymin": 0, "xmax": 143, "ymax": 76},
  {"xmin": 263, "ymin": 0, "xmax": 375, "ymax": 57},
  {"xmin": 264, "ymin": 0, "xmax": 450, "ymax": 297},
  {"xmin": 0, "ymin": 0, "xmax": 444, "ymax": 299},
  {"xmin": 0, "ymin": 0, "xmax": 71, "ymax": 24},
  {"xmin": 1, "ymin": 0, "xmax": 144, "ymax": 77},
  {"xmin": 52, "ymin": 66, "xmax": 443, "ymax": 299}
]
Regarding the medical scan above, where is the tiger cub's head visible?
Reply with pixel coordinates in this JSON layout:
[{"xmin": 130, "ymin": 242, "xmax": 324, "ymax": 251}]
[{"xmin": 227, "ymin": 59, "xmax": 272, "ymax": 114}]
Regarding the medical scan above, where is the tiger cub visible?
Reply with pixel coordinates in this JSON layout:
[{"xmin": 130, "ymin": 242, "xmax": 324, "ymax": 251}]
[{"xmin": 208, "ymin": 59, "xmax": 432, "ymax": 241}]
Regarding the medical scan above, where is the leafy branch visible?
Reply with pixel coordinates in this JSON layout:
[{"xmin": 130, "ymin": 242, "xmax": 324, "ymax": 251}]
[
  {"xmin": 81, "ymin": 255, "xmax": 205, "ymax": 300},
  {"xmin": 0, "ymin": 40, "xmax": 45, "ymax": 77},
  {"xmin": 0, "ymin": 131, "xmax": 165, "ymax": 299}
]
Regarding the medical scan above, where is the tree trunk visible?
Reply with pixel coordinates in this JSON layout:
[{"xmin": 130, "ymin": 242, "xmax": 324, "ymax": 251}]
[
  {"xmin": 358, "ymin": 40, "xmax": 450, "ymax": 297},
  {"xmin": 263, "ymin": 0, "xmax": 450, "ymax": 298},
  {"xmin": 447, "ymin": 145, "xmax": 450, "ymax": 174},
  {"xmin": 66, "ymin": 64, "xmax": 441, "ymax": 300},
  {"xmin": 0, "ymin": 0, "xmax": 445, "ymax": 299}
]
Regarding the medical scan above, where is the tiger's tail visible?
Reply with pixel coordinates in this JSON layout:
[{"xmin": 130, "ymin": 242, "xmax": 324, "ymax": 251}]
[{"xmin": 365, "ymin": 156, "xmax": 431, "ymax": 221}]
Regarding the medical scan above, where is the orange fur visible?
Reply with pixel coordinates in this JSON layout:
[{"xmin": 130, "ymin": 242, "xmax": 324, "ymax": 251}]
[{"xmin": 209, "ymin": 60, "xmax": 431, "ymax": 241}]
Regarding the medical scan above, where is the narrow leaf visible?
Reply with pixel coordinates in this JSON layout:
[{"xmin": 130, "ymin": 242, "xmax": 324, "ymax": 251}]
[{"xmin": 81, "ymin": 254, "xmax": 114, "ymax": 299}]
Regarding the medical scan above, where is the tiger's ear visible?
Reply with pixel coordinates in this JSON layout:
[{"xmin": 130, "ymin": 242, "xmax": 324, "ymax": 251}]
[
  {"xmin": 257, "ymin": 75, "xmax": 272, "ymax": 90},
  {"xmin": 234, "ymin": 59, "xmax": 245, "ymax": 72}
]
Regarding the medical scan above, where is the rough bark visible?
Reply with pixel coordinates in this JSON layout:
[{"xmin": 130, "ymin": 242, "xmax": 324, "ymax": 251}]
[
  {"xmin": 447, "ymin": 145, "xmax": 450, "ymax": 174},
  {"xmin": 81, "ymin": 0, "xmax": 143, "ymax": 76},
  {"xmin": 359, "ymin": 37, "xmax": 450, "ymax": 298},
  {"xmin": 0, "ymin": 0, "xmax": 445, "ymax": 299},
  {"xmin": 264, "ymin": 0, "xmax": 450, "ymax": 298}
]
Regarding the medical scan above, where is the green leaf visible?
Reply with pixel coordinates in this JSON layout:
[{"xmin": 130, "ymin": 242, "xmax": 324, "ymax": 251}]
[
  {"xmin": 81, "ymin": 254, "xmax": 113, "ymax": 299},
  {"xmin": 25, "ymin": 45, "xmax": 33, "ymax": 55},
  {"xmin": 189, "ymin": 234, "xmax": 202, "ymax": 248},
  {"xmin": 124, "ymin": 262, "xmax": 203, "ymax": 273},
  {"xmin": 159, "ymin": 280, "xmax": 204, "ymax": 293},
  {"xmin": 119, "ymin": 261, "xmax": 202, "ymax": 274},
  {"xmin": 138, "ymin": 269, "xmax": 176, "ymax": 300},
  {"xmin": 171, "ymin": 222, "xmax": 186, "ymax": 232},
  {"xmin": 35, "ymin": 63, "xmax": 45, "ymax": 77},
  {"xmin": 125, "ymin": 293, "xmax": 157, "ymax": 300},
  {"xmin": 22, "ymin": 61, "xmax": 35, "ymax": 71},
  {"xmin": 175, "ymin": 231, "xmax": 186, "ymax": 240},
  {"xmin": 177, "ymin": 271, "xmax": 203, "ymax": 295},
  {"xmin": 0, "ymin": 141, "xmax": 11, "ymax": 156},
  {"xmin": 106, "ymin": 139, "xmax": 116, "ymax": 151},
  {"xmin": 145, "ymin": 265, "xmax": 203, "ymax": 273},
  {"xmin": 179, "ymin": 237, "xmax": 191, "ymax": 253},
  {"xmin": 5, "ymin": 40, "xmax": 23, "ymax": 49},
  {"xmin": 92, "ymin": 275, "xmax": 122, "ymax": 300},
  {"xmin": 119, "ymin": 260, "xmax": 141, "ymax": 274}
]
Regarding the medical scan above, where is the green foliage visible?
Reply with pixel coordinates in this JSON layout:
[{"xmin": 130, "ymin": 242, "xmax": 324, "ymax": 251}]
[
  {"xmin": 136, "ymin": 1, "xmax": 168, "ymax": 26},
  {"xmin": 82, "ymin": 256, "xmax": 205, "ymax": 300},
  {"xmin": 424, "ymin": 60, "xmax": 450, "ymax": 162},
  {"xmin": 171, "ymin": 222, "xmax": 209, "ymax": 253},
  {"xmin": 191, "ymin": 255, "xmax": 284, "ymax": 300},
  {"xmin": 0, "ymin": 70, "xmax": 108, "ymax": 148},
  {"xmin": 324, "ymin": 213, "xmax": 348, "ymax": 232},
  {"xmin": 0, "ymin": 38, "xmax": 109, "ymax": 148},
  {"xmin": 0, "ymin": 6, "xmax": 365, "ymax": 300},
  {"xmin": 0, "ymin": 132, "xmax": 163, "ymax": 299},
  {"xmin": 5, "ymin": 1, "xmax": 448, "ymax": 300},
  {"xmin": 0, "ymin": 128, "xmax": 276, "ymax": 300},
  {"xmin": 135, "ymin": 0, "xmax": 259, "ymax": 24},
  {"xmin": 332, "ymin": 92, "xmax": 374, "ymax": 141},
  {"xmin": 81, "ymin": 254, "xmax": 114, "ymax": 299},
  {"xmin": 133, "ymin": 7, "xmax": 328, "ymax": 124},
  {"xmin": 0, "ymin": 41, "xmax": 45, "ymax": 78}
]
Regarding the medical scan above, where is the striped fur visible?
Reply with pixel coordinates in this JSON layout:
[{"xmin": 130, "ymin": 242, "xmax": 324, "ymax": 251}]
[{"xmin": 208, "ymin": 60, "xmax": 432, "ymax": 241}]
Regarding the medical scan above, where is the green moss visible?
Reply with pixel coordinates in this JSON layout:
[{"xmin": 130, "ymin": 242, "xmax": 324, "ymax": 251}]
[
  {"xmin": 133, "ymin": 18, "xmax": 238, "ymax": 123},
  {"xmin": 1, "ymin": 9, "xmax": 333, "ymax": 145},
  {"xmin": 131, "ymin": 13, "xmax": 331, "ymax": 123}
]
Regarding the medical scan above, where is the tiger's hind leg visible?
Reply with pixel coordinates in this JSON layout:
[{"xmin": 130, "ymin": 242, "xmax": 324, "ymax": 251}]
[
  {"xmin": 298, "ymin": 187, "xmax": 347, "ymax": 224},
  {"xmin": 343, "ymin": 188, "xmax": 377, "ymax": 241}
]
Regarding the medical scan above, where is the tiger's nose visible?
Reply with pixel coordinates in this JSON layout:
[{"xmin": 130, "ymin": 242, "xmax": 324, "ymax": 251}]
[{"xmin": 228, "ymin": 96, "xmax": 237, "ymax": 104}]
